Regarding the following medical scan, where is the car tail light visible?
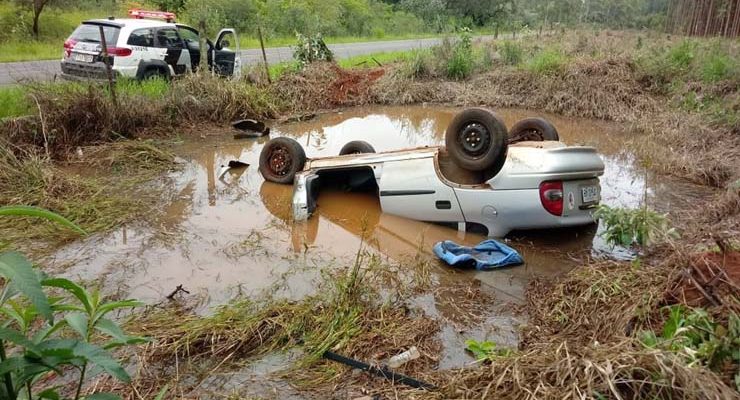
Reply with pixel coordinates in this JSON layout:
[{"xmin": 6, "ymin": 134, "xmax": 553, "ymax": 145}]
[
  {"xmin": 63, "ymin": 39, "xmax": 77, "ymax": 58},
  {"xmin": 107, "ymin": 47, "xmax": 132, "ymax": 57},
  {"xmin": 539, "ymin": 181, "xmax": 563, "ymax": 216}
]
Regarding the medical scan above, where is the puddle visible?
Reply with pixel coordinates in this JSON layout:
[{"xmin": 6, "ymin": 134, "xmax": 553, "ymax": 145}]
[{"xmin": 47, "ymin": 105, "xmax": 714, "ymax": 373}]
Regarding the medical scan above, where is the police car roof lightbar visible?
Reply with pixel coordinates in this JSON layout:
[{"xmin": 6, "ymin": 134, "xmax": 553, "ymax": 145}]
[{"xmin": 128, "ymin": 9, "xmax": 176, "ymax": 22}]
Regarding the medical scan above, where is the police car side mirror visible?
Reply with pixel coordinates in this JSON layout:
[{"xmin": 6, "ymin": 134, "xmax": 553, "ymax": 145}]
[{"xmin": 219, "ymin": 39, "xmax": 229, "ymax": 49}]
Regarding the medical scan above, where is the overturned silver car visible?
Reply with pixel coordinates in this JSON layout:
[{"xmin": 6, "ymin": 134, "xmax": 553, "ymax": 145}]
[{"xmin": 259, "ymin": 108, "xmax": 605, "ymax": 237}]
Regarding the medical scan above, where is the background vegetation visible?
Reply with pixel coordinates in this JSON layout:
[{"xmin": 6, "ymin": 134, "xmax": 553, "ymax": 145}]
[{"xmin": 0, "ymin": 0, "xmax": 687, "ymax": 62}]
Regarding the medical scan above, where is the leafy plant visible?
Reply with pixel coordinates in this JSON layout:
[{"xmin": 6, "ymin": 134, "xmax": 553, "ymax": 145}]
[
  {"xmin": 0, "ymin": 206, "xmax": 145, "ymax": 400},
  {"xmin": 464, "ymin": 339, "xmax": 512, "ymax": 362},
  {"xmin": 293, "ymin": 33, "xmax": 334, "ymax": 67},
  {"xmin": 639, "ymin": 306, "xmax": 740, "ymax": 389},
  {"xmin": 593, "ymin": 204, "xmax": 677, "ymax": 247}
]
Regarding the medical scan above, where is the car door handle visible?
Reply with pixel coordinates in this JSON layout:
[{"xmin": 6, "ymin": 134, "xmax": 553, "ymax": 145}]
[{"xmin": 435, "ymin": 200, "xmax": 452, "ymax": 210}]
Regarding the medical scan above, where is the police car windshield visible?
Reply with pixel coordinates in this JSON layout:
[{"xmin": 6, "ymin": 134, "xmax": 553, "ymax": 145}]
[{"xmin": 70, "ymin": 24, "xmax": 120, "ymax": 45}]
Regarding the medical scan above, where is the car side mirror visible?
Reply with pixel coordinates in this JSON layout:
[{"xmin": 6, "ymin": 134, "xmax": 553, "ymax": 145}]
[{"xmin": 219, "ymin": 39, "xmax": 230, "ymax": 49}]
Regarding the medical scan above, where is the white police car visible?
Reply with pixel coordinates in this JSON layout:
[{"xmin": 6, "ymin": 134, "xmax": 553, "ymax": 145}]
[{"xmin": 61, "ymin": 9, "xmax": 241, "ymax": 81}]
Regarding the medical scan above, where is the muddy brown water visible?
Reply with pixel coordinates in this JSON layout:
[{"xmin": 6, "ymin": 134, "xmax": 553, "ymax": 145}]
[{"xmin": 48, "ymin": 105, "xmax": 714, "ymax": 372}]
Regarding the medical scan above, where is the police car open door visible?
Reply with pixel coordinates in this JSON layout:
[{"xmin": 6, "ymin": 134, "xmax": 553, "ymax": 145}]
[{"xmin": 212, "ymin": 29, "xmax": 240, "ymax": 77}]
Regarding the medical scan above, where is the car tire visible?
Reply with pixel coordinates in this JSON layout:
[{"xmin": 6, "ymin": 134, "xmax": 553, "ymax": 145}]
[
  {"xmin": 509, "ymin": 117, "xmax": 560, "ymax": 143},
  {"xmin": 339, "ymin": 140, "xmax": 376, "ymax": 155},
  {"xmin": 142, "ymin": 68, "xmax": 167, "ymax": 80},
  {"xmin": 445, "ymin": 108, "xmax": 508, "ymax": 172},
  {"xmin": 259, "ymin": 137, "xmax": 307, "ymax": 184}
]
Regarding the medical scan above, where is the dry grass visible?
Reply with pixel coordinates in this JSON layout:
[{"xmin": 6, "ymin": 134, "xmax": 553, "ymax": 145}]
[
  {"xmin": 431, "ymin": 254, "xmax": 739, "ymax": 400},
  {"xmin": 274, "ymin": 62, "xmax": 385, "ymax": 112},
  {"xmin": 633, "ymin": 111, "xmax": 740, "ymax": 188},
  {"xmin": 91, "ymin": 252, "xmax": 441, "ymax": 399},
  {"xmin": 438, "ymin": 340, "xmax": 735, "ymax": 400},
  {"xmin": 373, "ymin": 56, "xmax": 657, "ymax": 123},
  {"xmin": 170, "ymin": 73, "xmax": 282, "ymax": 123},
  {"xmin": 0, "ymin": 140, "xmax": 175, "ymax": 251}
]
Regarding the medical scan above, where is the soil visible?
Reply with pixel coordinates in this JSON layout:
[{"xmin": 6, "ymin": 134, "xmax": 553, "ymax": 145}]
[{"xmin": 664, "ymin": 250, "xmax": 740, "ymax": 308}]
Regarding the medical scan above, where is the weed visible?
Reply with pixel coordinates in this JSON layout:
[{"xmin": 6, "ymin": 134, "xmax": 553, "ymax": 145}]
[
  {"xmin": 526, "ymin": 49, "xmax": 568, "ymax": 75},
  {"xmin": 446, "ymin": 48, "xmax": 474, "ymax": 80},
  {"xmin": 667, "ymin": 40, "xmax": 696, "ymax": 70},
  {"xmin": 701, "ymin": 52, "xmax": 736, "ymax": 83},
  {"xmin": 639, "ymin": 306, "xmax": 740, "ymax": 389},
  {"xmin": 499, "ymin": 41, "xmax": 523, "ymax": 65},
  {"xmin": 445, "ymin": 27, "xmax": 474, "ymax": 80},
  {"xmin": 293, "ymin": 33, "xmax": 334, "ymax": 67},
  {"xmin": 465, "ymin": 339, "xmax": 513, "ymax": 362},
  {"xmin": 594, "ymin": 204, "xmax": 678, "ymax": 247},
  {"xmin": 401, "ymin": 49, "xmax": 433, "ymax": 79}
]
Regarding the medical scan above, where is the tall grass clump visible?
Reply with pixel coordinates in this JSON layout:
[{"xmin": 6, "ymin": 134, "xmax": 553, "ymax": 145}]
[
  {"xmin": 639, "ymin": 40, "xmax": 696, "ymax": 87},
  {"xmin": 499, "ymin": 40, "xmax": 523, "ymax": 65},
  {"xmin": 700, "ymin": 51, "xmax": 737, "ymax": 83},
  {"xmin": 526, "ymin": 48, "xmax": 568, "ymax": 75},
  {"xmin": 446, "ymin": 27, "xmax": 474, "ymax": 80},
  {"xmin": 401, "ymin": 49, "xmax": 433, "ymax": 79},
  {"xmin": 666, "ymin": 40, "xmax": 696, "ymax": 71}
]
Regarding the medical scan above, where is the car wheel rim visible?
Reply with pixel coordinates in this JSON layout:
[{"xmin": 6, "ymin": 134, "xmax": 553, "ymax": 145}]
[
  {"xmin": 459, "ymin": 122, "xmax": 490, "ymax": 156},
  {"xmin": 268, "ymin": 146, "xmax": 292, "ymax": 176}
]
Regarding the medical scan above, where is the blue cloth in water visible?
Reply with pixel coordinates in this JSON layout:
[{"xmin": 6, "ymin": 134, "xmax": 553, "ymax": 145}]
[{"xmin": 433, "ymin": 239, "xmax": 523, "ymax": 270}]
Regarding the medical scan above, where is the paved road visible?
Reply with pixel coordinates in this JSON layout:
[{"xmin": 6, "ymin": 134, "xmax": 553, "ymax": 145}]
[{"xmin": 0, "ymin": 36, "xmax": 498, "ymax": 85}]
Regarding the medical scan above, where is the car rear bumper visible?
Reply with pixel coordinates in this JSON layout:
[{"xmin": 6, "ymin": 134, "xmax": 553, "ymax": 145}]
[{"xmin": 60, "ymin": 60, "xmax": 117, "ymax": 82}]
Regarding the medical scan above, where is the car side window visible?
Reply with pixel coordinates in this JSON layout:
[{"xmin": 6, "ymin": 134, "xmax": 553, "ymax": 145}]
[
  {"xmin": 178, "ymin": 27, "xmax": 200, "ymax": 51},
  {"xmin": 127, "ymin": 28, "xmax": 154, "ymax": 47},
  {"xmin": 155, "ymin": 28, "xmax": 184, "ymax": 49}
]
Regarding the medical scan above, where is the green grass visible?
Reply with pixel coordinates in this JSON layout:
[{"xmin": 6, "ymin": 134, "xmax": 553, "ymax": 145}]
[
  {"xmin": 0, "ymin": 41, "xmax": 62, "ymax": 62},
  {"xmin": 700, "ymin": 51, "xmax": 737, "ymax": 83},
  {"xmin": 525, "ymin": 49, "xmax": 569, "ymax": 75},
  {"xmin": 0, "ymin": 86, "xmax": 32, "ymax": 119},
  {"xmin": 116, "ymin": 78, "xmax": 171, "ymax": 98}
]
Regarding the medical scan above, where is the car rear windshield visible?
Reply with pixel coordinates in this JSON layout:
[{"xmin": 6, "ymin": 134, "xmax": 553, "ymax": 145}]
[{"xmin": 69, "ymin": 23, "xmax": 120, "ymax": 45}]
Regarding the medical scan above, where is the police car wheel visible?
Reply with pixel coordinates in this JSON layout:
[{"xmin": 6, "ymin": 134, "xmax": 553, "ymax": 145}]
[{"xmin": 142, "ymin": 68, "xmax": 167, "ymax": 80}]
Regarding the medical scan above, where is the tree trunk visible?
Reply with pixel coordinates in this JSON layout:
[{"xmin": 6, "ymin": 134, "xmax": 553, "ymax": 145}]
[
  {"xmin": 32, "ymin": 8, "xmax": 41, "ymax": 39},
  {"xmin": 32, "ymin": 0, "xmax": 47, "ymax": 40}
]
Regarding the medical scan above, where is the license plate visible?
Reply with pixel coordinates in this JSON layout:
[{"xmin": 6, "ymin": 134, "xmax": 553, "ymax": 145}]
[
  {"xmin": 581, "ymin": 185, "xmax": 599, "ymax": 203},
  {"xmin": 72, "ymin": 53, "xmax": 94, "ymax": 63}
]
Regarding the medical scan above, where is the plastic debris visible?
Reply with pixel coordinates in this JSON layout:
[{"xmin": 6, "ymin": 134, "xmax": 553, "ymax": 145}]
[{"xmin": 387, "ymin": 346, "xmax": 420, "ymax": 368}]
